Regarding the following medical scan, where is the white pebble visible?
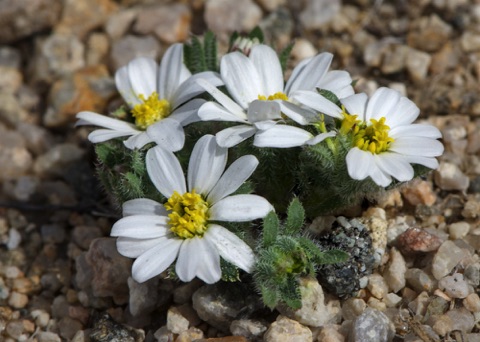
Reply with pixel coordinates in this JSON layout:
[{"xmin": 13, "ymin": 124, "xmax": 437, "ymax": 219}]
[{"xmin": 439, "ymin": 273, "xmax": 471, "ymax": 299}]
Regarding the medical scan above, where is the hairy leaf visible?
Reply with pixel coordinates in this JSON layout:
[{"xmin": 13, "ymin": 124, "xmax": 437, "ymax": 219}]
[
  {"xmin": 285, "ymin": 198, "xmax": 305, "ymax": 234},
  {"xmin": 262, "ymin": 211, "xmax": 279, "ymax": 247}
]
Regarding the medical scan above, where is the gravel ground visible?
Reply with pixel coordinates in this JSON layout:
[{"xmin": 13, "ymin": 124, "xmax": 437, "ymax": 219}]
[{"xmin": 0, "ymin": 0, "xmax": 479, "ymax": 341}]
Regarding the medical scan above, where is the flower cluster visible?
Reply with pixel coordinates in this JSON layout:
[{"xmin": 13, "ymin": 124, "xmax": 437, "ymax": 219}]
[{"xmin": 76, "ymin": 31, "xmax": 443, "ymax": 306}]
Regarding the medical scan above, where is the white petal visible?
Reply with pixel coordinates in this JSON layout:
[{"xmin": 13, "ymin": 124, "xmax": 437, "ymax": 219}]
[
  {"xmin": 291, "ymin": 91, "xmax": 343, "ymax": 119},
  {"xmin": 205, "ymin": 224, "xmax": 255, "ymax": 273},
  {"xmin": 221, "ymin": 51, "xmax": 263, "ymax": 107},
  {"xmin": 209, "ymin": 194, "xmax": 273, "ymax": 222},
  {"xmin": 169, "ymin": 98, "xmax": 205, "ymax": 126},
  {"xmin": 374, "ymin": 153, "xmax": 414, "ymax": 182},
  {"xmin": 175, "ymin": 238, "xmax": 200, "ymax": 282},
  {"xmin": 146, "ymin": 118, "xmax": 185, "ymax": 152},
  {"xmin": 247, "ymin": 100, "xmax": 282, "ymax": 123},
  {"xmin": 146, "ymin": 145, "xmax": 186, "ymax": 198},
  {"xmin": 88, "ymin": 129, "xmax": 136, "ymax": 144},
  {"xmin": 317, "ymin": 70, "xmax": 355, "ymax": 99},
  {"xmin": 172, "ymin": 71, "xmax": 223, "ymax": 107},
  {"xmin": 384, "ymin": 96, "xmax": 420, "ymax": 127},
  {"xmin": 340, "ymin": 93, "xmax": 368, "ymax": 118},
  {"xmin": 249, "ymin": 45, "xmax": 284, "ymax": 96},
  {"xmin": 389, "ymin": 137, "xmax": 444, "ymax": 157},
  {"xmin": 188, "ymin": 135, "xmax": 227, "ymax": 195},
  {"xmin": 127, "ymin": 57, "xmax": 158, "ymax": 99},
  {"xmin": 115, "ymin": 66, "xmax": 141, "ymax": 106},
  {"xmin": 404, "ymin": 155, "xmax": 439, "ymax": 169},
  {"xmin": 158, "ymin": 43, "xmax": 186, "ymax": 100},
  {"xmin": 176, "ymin": 237, "xmax": 221, "ymax": 284},
  {"xmin": 198, "ymin": 101, "xmax": 248, "ymax": 123},
  {"xmin": 132, "ymin": 238, "xmax": 182, "ymax": 283},
  {"xmin": 279, "ymin": 100, "xmax": 320, "ymax": 125},
  {"xmin": 116, "ymin": 236, "xmax": 168, "ymax": 258},
  {"xmin": 346, "ymin": 148, "xmax": 374, "ymax": 180},
  {"xmin": 305, "ymin": 131, "xmax": 337, "ymax": 145},
  {"xmin": 286, "ymin": 52, "xmax": 333, "ymax": 94},
  {"xmin": 284, "ymin": 56, "xmax": 313, "ymax": 94},
  {"xmin": 76, "ymin": 111, "xmax": 138, "ymax": 131},
  {"xmin": 365, "ymin": 87, "xmax": 400, "ymax": 122},
  {"xmin": 111, "ymin": 215, "xmax": 170, "ymax": 238},
  {"xmin": 215, "ymin": 125, "xmax": 256, "ymax": 148},
  {"xmin": 253, "ymin": 119, "xmax": 277, "ymax": 131},
  {"xmin": 389, "ymin": 124, "xmax": 442, "ymax": 139},
  {"xmin": 254, "ymin": 125, "xmax": 313, "ymax": 148},
  {"xmin": 196, "ymin": 79, "xmax": 246, "ymax": 118},
  {"xmin": 122, "ymin": 198, "xmax": 167, "ymax": 217},
  {"xmin": 207, "ymin": 155, "xmax": 259, "ymax": 204},
  {"xmin": 368, "ymin": 163, "xmax": 392, "ymax": 187},
  {"xmin": 123, "ymin": 131, "xmax": 153, "ymax": 149}
]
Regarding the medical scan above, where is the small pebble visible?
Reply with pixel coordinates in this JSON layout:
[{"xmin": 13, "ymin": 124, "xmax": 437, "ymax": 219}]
[
  {"xmin": 367, "ymin": 273, "xmax": 389, "ymax": 299},
  {"xmin": 383, "ymin": 247, "xmax": 407, "ymax": 293},
  {"xmin": 397, "ymin": 227, "xmax": 442, "ymax": 254},
  {"xmin": 432, "ymin": 240, "xmax": 471, "ymax": 280},
  {"xmin": 8, "ymin": 291, "xmax": 28, "ymax": 309},
  {"xmin": 351, "ymin": 308, "xmax": 395, "ymax": 342},
  {"xmin": 463, "ymin": 293, "xmax": 480, "ymax": 313},
  {"xmin": 438, "ymin": 273, "xmax": 470, "ymax": 299},
  {"xmin": 263, "ymin": 315, "xmax": 312, "ymax": 342},
  {"xmin": 448, "ymin": 221, "xmax": 471, "ymax": 240}
]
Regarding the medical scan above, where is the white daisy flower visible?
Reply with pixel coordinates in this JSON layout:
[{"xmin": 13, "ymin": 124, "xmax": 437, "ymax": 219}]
[
  {"xmin": 196, "ymin": 44, "xmax": 353, "ymax": 148},
  {"xmin": 76, "ymin": 43, "xmax": 223, "ymax": 151},
  {"xmin": 306, "ymin": 87, "xmax": 444, "ymax": 187},
  {"xmin": 111, "ymin": 135, "xmax": 273, "ymax": 284}
]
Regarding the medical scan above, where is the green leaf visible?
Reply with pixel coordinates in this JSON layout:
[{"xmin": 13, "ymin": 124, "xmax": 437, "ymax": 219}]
[
  {"xmin": 317, "ymin": 88, "xmax": 341, "ymax": 106},
  {"xmin": 203, "ymin": 31, "xmax": 218, "ymax": 72},
  {"xmin": 279, "ymin": 42, "xmax": 294, "ymax": 73},
  {"xmin": 297, "ymin": 237, "xmax": 327, "ymax": 262},
  {"xmin": 261, "ymin": 285, "xmax": 278, "ymax": 309},
  {"xmin": 95, "ymin": 143, "xmax": 112, "ymax": 165},
  {"xmin": 280, "ymin": 276, "xmax": 302, "ymax": 310},
  {"xmin": 184, "ymin": 36, "xmax": 206, "ymax": 74},
  {"xmin": 123, "ymin": 172, "xmax": 144, "ymax": 198},
  {"xmin": 248, "ymin": 26, "xmax": 264, "ymax": 43},
  {"xmin": 285, "ymin": 198, "xmax": 305, "ymax": 234},
  {"xmin": 262, "ymin": 211, "xmax": 279, "ymax": 247}
]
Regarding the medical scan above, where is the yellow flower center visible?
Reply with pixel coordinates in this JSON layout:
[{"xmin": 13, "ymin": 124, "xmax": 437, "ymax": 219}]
[
  {"xmin": 258, "ymin": 92, "xmax": 289, "ymax": 101},
  {"xmin": 353, "ymin": 117, "xmax": 394, "ymax": 154},
  {"xmin": 339, "ymin": 107, "xmax": 362, "ymax": 135},
  {"xmin": 131, "ymin": 92, "xmax": 171, "ymax": 130},
  {"xmin": 164, "ymin": 190, "xmax": 209, "ymax": 239}
]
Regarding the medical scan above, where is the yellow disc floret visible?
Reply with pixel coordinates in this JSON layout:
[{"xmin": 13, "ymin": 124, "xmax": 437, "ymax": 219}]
[
  {"xmin": 164, "ymin": 190, "xmax": 209, "ymax": 239},
  {"xmin": 340, "ymin": 106, "xmax": 361, "ymax": 135},
  {"xmin": 258, "ymin": 92, "xmax": 289, "ymax": 101},
  {"xmin": 353, "ymin": 117, "xmax": 394, "ymax": 154},
  {"xmin": 131, "ymin": 92, "xmax": 171, "ymax": 130}
]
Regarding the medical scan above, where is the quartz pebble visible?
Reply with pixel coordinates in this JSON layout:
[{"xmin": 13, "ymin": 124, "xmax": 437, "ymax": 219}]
[
  {"xmin": 277, "ymin": 277, "xmax": 339, "ymax": 327},
  {"xmin": 438, "ymin": 273, "xmax": 470, "ymax": 299},
  {"xmin": 463, "ymin": 293, "xmax": 480, "ymax": 313},
  {"xmin": 448, "ymin": 221, "xmax": 471, "ymax": 240},
  {"xmin": 263, "ymin": 315, "xmax": 312, "ymax": 342},
  {"xmin": 230, "ymin": 319, "xmax": 268, "ymax": 340},
  {"xmin": 434, "ymin": 162, "xmax": 470, "ymax": 191},
  {"xmin": 405, "ymin": 268, "xmax": 436, "ymax": 293},
  {"xmin": 351, "ymin": 308, "xmax": 395, "ymax": 342},
  {"xmin": 432, "ymin": 240, "xmax": 471, "ymax": 280},
  {"xmin": 383, "ymin": 248, "xmax": 407, "ymax": 293}
]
